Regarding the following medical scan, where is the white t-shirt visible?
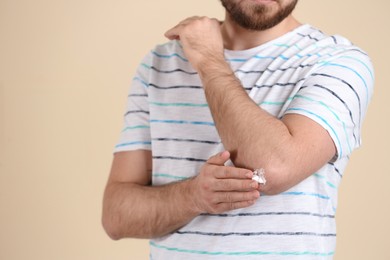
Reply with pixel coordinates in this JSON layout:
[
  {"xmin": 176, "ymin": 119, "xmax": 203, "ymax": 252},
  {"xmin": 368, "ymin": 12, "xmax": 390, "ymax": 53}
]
[{"xmin": 114, "ymin": 24, "xmax": 374, "ymax": 259}]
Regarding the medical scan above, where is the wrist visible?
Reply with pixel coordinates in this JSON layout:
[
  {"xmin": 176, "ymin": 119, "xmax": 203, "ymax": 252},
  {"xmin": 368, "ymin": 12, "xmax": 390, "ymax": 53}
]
[
  {"xmin": 197, "ymin": 57, "xmax": 235, "ymax": 89},
  {"xmin": 181, "ymin": 177, "xmax": 204, "ymax": 215}
]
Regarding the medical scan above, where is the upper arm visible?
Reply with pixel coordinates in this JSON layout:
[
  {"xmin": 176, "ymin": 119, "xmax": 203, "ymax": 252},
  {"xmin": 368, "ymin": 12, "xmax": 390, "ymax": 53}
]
[
  {"xmin": 108, "ymin": 52, "xmax": 154, "ymax": 185},
  {"xmin": 282, "ymin": 113, "xmax": 336, "ymax": 174},
  {"xmin": 107, "ymin": 150, "xmax": 152, "ymax": 186},
  {"xmin": 268, "ymin": 50, "xmax": 374, "ymax": 192},
  {"xmin": 284, "ymin": 50, "xmax": 374, "ymax": 160}
]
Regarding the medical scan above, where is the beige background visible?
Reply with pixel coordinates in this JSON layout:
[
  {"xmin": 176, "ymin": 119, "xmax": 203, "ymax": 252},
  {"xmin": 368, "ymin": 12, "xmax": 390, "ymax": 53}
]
[{"xmin": 0, "ymin": 0, "xmax": 389, "ymax": 259}]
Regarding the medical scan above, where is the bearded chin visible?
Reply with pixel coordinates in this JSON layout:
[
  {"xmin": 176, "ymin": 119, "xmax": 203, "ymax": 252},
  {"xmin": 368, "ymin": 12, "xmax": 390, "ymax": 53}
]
[{"xmin": 221, "ymin": 0, "xmax": 298, "ymax": 31}]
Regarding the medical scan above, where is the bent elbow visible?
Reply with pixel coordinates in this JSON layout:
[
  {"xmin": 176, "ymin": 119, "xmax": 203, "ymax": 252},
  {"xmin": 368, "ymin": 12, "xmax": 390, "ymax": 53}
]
[
  {"xmin": 256, "ymin": 159, "xmax": 294, "ymax": 195},
  {"xmin": 102, "ymin": 213, "xmax": 123, "ymax": 241}
]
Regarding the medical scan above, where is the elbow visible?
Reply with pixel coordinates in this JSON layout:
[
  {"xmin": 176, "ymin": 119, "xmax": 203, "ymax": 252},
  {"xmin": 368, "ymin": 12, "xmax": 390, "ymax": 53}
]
[
  {"xmin": 102, "ymin": 208, "xmax": 156, "ymax": 240},
  {"xmin": 232, "ymin": 150, "xmax": 294, "ymax": 195},
  {"xmin": 258, "ymin": 152, "xmax": 309, "ymax": 195},
  {"xmin": 258, "ymin": 163, "xmax": 291, "ymax": 195},
  {"xmin": 102, "ymin": 215, "xmax": 122, "ymax": 241}
]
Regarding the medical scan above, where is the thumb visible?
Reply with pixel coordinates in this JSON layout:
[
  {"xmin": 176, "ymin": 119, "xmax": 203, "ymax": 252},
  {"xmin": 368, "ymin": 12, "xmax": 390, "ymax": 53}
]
[{"xmin": 206, "ymin": 150, "xmax": 230, "ymax": 166}]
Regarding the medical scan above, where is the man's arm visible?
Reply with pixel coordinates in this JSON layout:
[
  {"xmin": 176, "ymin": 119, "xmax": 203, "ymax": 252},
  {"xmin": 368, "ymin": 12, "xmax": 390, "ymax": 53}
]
[
  {"xmin": 201, "ymin": 68, "xmax": 336, "ymax": 194},
  {"xmin": 102, "ymin": 150, "xmax": 260, "ymax": 239},
  {"xmin": 165, "ymin": 17, "xmax": 336, "ymax": 195}
]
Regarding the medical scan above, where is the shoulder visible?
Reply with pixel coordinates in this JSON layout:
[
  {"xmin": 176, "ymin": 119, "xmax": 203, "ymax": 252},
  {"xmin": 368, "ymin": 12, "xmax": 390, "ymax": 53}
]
[
  {"xmin": 299, "ymin": 25, "xmax": 373, "ymax": 63},
  {"xmin": 297, "ymin": 25, "xmax": 374, "ymax": 88},
  {"xmin": 152, "ymin": 40, "xmax": 187, "ymax": 61}
]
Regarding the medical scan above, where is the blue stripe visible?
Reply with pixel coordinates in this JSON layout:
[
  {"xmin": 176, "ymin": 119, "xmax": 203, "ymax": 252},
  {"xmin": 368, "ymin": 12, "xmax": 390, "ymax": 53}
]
[
  {"xmin": 286, "ymin": 107, "xmax": 343, "ymax": 158},
  {"xmin": 153, "ymin": 173, "xmax": 189, "ymax": 180},
  {"xmin": 115, "ymin": 141, "xmax": 151, "ymax": 148},
  {"xmin": 273, "ymin": 43, "xmax": 304, "ymax": 51},
  {"xmin": 339, "ymin": 56, "xmax": 374, "ymax": 80},
  {"xmin": 326, "ymin": 181, "xmax": 337, "ymax": 189},
  {"xmin": 133, "ymin": 76, "xmax": 148, "ymax": 88},
  {"xmin": 150, "ymin": 101, "xmax": 208, "ymax": 107},
  {"xmin": 152, "ymin": 51, "xmax": 188, "ymax": 62},
  {"xmin": 141, "ymin": 63, "xmax": 150, "ymax": 69},
  {"xmin": 313, "ymin": 173, "xmax": 337, "ymax": 190},
  {"xmin": 281, "ymin": 191, "xmax": 330, "ymax": 200},
  {"xmin": 150, "ymin": 119, "xmax": 215, "ymax": 126},
  {"xmin": 226, "ymin": 58, "xmax": 248, "ymax": 62},
  {"xmin": 121, "ymin": 125, "xmax": 150, "ymax": 132},
  {"xmin": 150, "ymin": 241, "xmax": 335, "ymax": 256}
]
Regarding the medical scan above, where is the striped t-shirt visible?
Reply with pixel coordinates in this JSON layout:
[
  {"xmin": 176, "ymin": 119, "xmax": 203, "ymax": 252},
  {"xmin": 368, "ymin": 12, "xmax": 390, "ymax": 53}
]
[{"xmin": 114, "ymin": 24, "xmax": 374, "ymax": 259}]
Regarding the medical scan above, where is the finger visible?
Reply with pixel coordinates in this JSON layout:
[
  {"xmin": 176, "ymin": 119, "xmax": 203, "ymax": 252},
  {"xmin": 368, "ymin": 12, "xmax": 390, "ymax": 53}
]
[
  {"xmin": 209, "ymin": 165, "xmax": 253, "ymax": 179},
  {"xmin": 213, "ymin": 179, "xmax": 258, "ymax": 192},
  {"xmin": 164, "ymin": 16, "xmax": 200, "ymax": 40},
  {"xmin": 214, "ymin": 200, "xmax": 257, "ymax": 213},
  {"xmin": 213, "ymin": 190, "xmax": 260, "ymax": 204},
  {"xmin": 206, "ymin": 151, "xmax": 230, "ymax": 166},
  {"xmin": 164, "ymin": 26, "xmax": 181, "ymax": 40}
]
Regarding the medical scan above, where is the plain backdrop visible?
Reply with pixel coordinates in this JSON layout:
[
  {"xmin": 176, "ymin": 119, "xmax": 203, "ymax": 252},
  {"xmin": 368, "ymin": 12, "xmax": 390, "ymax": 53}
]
[{"xmin": 1, "ymin": 0, "xmax": 389, "ymax": 259}]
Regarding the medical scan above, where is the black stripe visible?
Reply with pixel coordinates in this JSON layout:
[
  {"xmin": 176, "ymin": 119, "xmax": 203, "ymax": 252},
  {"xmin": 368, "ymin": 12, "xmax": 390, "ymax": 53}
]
[
  {"xmin": 150, "ymin": 66, "xmax": 197, "ymax": 75},
  {"xmin": 129, "ymin": 94, "xmax": 148, "ymax": 97},
  {"xmin": 175, "ymin": 231, "xmax": 336, "ymax": 237},
  {"xmin": 236, "ymin": 63, "xmax": 315, "ymax": 75},
  {"xmin": 152, "ymin": 138, "xmax": 220, "ymax": 145},
  {"xmin": 149, "ymin": 83, "xmax": 202, "ymax": 90},
  {"xmin": 297, "ymin": 32, "xmax": 321, "ymax": 42},
  {"xmin": 331, "ymin": 36, "xmax": 338, "ymax": 44},
  {"xmin": 344, "ymin": 48, "xmax": 369, "ymax": 57},
  {"xmin": 201, "ymin": 211, "xmax": 334, "ymax": 219},
  {"xmin": 253, "ymin": 78, "xmax": 305, "ymax": 89},
  {"xmin": 328, "ymin": 162, "xmax": 343, "ymax": 178},
  {"xmin": 149, "ymin": 83, "xmax": 251, "ymax": 91},
  {"xmin": 153, "ymin": 156, "xmax": 207, "ymax": 162},
  {"xmin": 125, "ymin": 110, "xmax": 149, "ymax": 116}
]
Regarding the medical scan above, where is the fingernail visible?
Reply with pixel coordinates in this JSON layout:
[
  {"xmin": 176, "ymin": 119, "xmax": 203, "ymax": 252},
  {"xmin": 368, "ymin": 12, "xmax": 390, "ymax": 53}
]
[
  {"xmin": 245, "ymin": 171, "xmax": 253, "ymax": 178},
  {"xmin": 250, "ymin": 181, "xmax": 257, "ymax": 188},
  {"xmin": 220, "ymin": 151, "xmax": 228, "ymax": 157}
]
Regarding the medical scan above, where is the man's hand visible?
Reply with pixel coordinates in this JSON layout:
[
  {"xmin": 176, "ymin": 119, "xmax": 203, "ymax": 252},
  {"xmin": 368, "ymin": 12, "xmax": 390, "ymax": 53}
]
[
  {"xmin": 190, "ymin": 151, "xmax": 260, "ymax": 214},
  {"xmin": 165, "ymin": 16, "xmax": 225, "ymax": 71}
]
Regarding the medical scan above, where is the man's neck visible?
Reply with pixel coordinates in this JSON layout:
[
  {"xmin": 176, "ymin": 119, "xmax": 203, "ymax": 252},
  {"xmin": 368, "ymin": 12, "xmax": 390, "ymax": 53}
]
[{"xmin": 221, "ymin": 14, "xmax": 301, "ymax": 51}]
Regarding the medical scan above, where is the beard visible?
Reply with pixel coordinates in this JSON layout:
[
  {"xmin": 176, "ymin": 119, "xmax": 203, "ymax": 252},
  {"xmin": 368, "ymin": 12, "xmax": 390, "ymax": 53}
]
[{"xmin": 220, "ymin": 0, "xmax": 298, "ymax": 31}]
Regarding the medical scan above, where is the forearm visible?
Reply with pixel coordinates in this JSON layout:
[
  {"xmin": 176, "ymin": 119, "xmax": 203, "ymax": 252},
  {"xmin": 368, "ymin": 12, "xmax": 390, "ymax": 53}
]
[
  {"xmin": 102, "ymin": 179, "xmax": 199, "ymax": 239},
  {"xmin": 199, "ymin": 61, "xmax": 300, "ymax": 193}
]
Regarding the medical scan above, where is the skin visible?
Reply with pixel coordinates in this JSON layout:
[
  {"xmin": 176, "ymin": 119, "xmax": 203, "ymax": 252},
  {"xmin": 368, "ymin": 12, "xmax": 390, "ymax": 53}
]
[{"xmin": 102, "ymin": 0, "xmax": 336, "ymax": 240}]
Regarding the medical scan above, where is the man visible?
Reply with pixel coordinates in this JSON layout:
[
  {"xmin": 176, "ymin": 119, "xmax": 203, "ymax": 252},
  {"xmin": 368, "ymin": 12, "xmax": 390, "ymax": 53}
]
[{"xmin": 102, "ymin": 0, "xmax": 374, "ymax": 259}]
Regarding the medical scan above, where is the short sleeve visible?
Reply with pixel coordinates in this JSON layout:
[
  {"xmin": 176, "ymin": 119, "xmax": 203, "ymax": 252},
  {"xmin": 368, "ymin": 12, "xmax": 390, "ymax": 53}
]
[
  {"xmin": 284, "ymin": 50, "xmax": 374, "ymax": 160},
  {"xmin": 114, "ymin": 52, "xmax": 153, "ymax": 153}
]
